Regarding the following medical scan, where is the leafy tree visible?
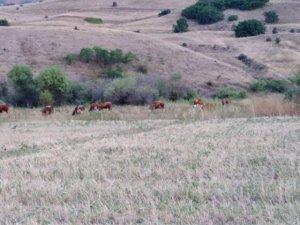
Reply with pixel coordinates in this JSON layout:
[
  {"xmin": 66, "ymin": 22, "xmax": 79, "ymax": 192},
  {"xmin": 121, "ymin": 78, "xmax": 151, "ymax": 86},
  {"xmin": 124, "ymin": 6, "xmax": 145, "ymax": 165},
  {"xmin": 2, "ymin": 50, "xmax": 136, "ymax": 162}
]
[
  {"xmin": 264, "ymin": 10, "xmax": 279, "ymax": 23},
  {"xmin": 228, "ymin": 15, "xmax": 238, "ymax": 21},
  {"xmin": 235, "ymin": 19, "xmax": 266, "ymax": 37},
  {"xmin": 106, "ymin": 66, "xmax": 125, "ymax": 78},
  {"xmin": 173, "ymin": 17, "xmax": 189, "ymax": 33},
  {"xmin": 39, "ymin": 90, "xmax": 54, "ymax": 106},
  {"xmin": 93, "ymin": 47, "xmax": 110, "ymax": 65},
  {"xmin": 37, "ymin": 66, "xmax": 70, "ymax": 104},
  {"xmin": 7, "ymin": 65, "xmax": 39, "ymax": 106},
  {"xmin": 224, "ymin": 0, "xmax": 269, "ymax": 10},
  {"xmin": 80, "ymin": 48, "xmax": 94, "ymax": 63},
  {"xmin": 110, "ymin": 49, "xmax": 123, "ymax": 64}
]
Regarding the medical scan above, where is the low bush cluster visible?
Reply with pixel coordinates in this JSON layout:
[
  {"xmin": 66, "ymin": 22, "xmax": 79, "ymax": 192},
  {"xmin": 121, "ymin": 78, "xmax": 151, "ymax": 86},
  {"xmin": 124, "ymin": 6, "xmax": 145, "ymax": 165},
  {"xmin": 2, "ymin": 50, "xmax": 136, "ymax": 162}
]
[
  {"xmin": 215, "ymin": 87, "xmax": 247, "ymax": 99},
  {"xmin": 0, "ymin": 19, "xmax": 9, "ymax": 26},
  {"xmin": 84, "ymin": 17, "xmax": 103, "ymax": 24},
  {"xmin": 235, "ymin": 19, "xmax": 266, "ymax": 37},
  {"xmin": 250, "ymin": 79, "xmax": 288, "ymax": 93},
  {"xmin": 158, "ymin": 9, "xmax": 171, "ymax": 17}
]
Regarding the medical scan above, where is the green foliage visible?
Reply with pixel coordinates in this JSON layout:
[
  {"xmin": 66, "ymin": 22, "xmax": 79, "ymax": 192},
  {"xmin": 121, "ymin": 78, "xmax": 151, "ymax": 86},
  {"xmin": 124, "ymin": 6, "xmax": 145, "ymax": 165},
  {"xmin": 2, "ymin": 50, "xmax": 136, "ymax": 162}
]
[
  {"xmin": 122, "ymin": 52, "xmax": 136, "ymax": 63},
  {"xmin": 65, "ymin": 53, "xmax": 76, "ymax": 65},
  {"xmin": 7, "ymin": 65, "xmax": 39, "ymax": 106},
  {"xmin": 235, "ymin": 19, "xmax": 266, "ymax": 37},
  {"xmin": 264, "ymin": 10, "xmax": 279, "ymax": 23},
  {"xmin": 249, "ymin": 79, "xmax": 288, "ymax": 93},
  {"xmin": 182, "ymin": 3, "xmax": 224, "ymax": 25},
  {"xmin": 37, "ymin": 66, "xmax": 70, "ymax": 104},
  {"xmin": 224, "ymin": 0, "xmax": 269, "ymax": 10},
  {"xmin": 272, "ymin": 27, "xmax": 278, "ymax": 34},
  {"xmin": 39, "ymin": 90, "xmax": 54, "ymax": 106},
  {"xmin": 93, "ymin": 47, "xmax": 110, "ymax": 65},
  {"xmin": 173, "ymin": 17, "xmax": 189, "ymax": 33},
  {"xmin": 84, "ymin": 17, "xmax": 103, "ymax": 24},
  {"xmin": 275, "ymin": 37, "xmax": 280, "ymax": 44},
  {"xmin": 290, "ymin": 29, "xmax": 295, "ymax": 33},
  {"xmin": 215, "ymin": 87, "xmax": 247, "ymax": 99},
  {"xmin": 0, "ymin": 19, "xmax": 9, "ymax": 26},
  {"xmin": 228, "ymin": 15, "xmax": 238, "ymax": 21},
  {"xmin": 292, "ymin": 71, "xmax": 300, "ymax": 86},
  {"xmin": 106, "ymin": 66, "xmax": 125, "ymax": 78},
  {"xmin": 158, "ymin": 9, "xmax": 171, "ymax": 17},
  {"xmin": 80, "ymin": 48, "xmax": 94, "ymax": 63},
  {"xmin": 110, "ymin": 49, "xmax": 124, "ymax": 64}
]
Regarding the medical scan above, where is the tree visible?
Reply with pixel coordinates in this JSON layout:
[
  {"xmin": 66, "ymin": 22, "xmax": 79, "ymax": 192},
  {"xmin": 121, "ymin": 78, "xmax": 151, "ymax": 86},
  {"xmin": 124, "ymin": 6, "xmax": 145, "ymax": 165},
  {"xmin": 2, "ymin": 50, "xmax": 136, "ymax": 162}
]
[
  {"xmin": 37, "ymin": 66, "xmax": 70, "ymax": 105},
  {"xmin": 235, "ymin": 19, "xmax": 266, "ymax": 37},
  {"xmin": 39, "ymin": 90, "xmax": 54, "ymax": 106},
  {"xmin": 173, "ymin": 17, "xmax": 188, "ymax": 33},
  {"xmin": 264, "ymin": 10, "xmax": 279, "ymax": 23},
  {"xmin": 0, "ymin": 19, "xmax": 9, "ymax": 26},
  {"xmin": 7, "ymin": 65, "xmax": 39, "ymax": 106}
]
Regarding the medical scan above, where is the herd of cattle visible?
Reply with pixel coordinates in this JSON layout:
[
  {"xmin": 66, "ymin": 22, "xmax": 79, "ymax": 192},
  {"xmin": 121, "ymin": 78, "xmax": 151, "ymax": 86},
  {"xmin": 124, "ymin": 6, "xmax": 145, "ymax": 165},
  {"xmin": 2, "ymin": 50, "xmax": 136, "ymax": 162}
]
[{"xmin": 0, "ymin": 98, "xmax": 231, "ymax": 116}]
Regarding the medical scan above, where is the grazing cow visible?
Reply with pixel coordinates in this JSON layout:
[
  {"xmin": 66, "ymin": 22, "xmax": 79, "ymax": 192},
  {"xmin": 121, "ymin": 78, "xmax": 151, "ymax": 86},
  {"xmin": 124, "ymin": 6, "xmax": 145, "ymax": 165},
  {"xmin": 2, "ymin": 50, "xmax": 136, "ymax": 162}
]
[
  {"xmin": 0, "ymin": 104, "xmax": 9, "ymax": 113},
  {"xmin": 89, "ymin": 103, "xmax": 98, "ymax": 112},
  {"xmin": 97, "ymin": 102, "xmax": 112, "ymax": 111},
  {"xmin": 149, "ymin": 101, "xmax": 165, "ymax": 110},
  {"xmin": 222, "ymin": 98, "xmax": 231, "ymax": 106},
  {"xmin": 193, "ymin": 98, "xmax": 204, "ymax": 107},
  {"xmin": 72, "ymin": 105, "xmax": 85, "ymax": 116},
  {"xmin": 42, "ymin": 105, "xmax": 54, "ymax": 115},
  {"xmin": 202, "ymin": 103, "xmax": 216, "ymax": 111}
]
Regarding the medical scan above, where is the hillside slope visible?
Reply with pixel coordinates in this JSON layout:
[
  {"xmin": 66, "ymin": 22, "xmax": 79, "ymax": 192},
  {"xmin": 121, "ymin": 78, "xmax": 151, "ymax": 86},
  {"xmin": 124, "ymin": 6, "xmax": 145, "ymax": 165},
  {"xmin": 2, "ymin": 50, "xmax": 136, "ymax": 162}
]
[{"xmin": 0, "ymin": 0, "xmax": 299, "ymax": 95}]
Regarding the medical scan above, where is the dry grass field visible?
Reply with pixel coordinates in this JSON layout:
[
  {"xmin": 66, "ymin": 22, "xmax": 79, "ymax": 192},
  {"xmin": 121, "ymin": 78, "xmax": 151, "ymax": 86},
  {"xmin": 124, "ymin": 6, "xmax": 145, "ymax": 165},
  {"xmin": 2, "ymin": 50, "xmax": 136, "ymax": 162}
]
[
  {"xmin": 0, "ymin": 0, "xmax": 299, "ymax": 94},
  {"xmin": 0, "ymin": 97, "xmax": 300, "ymax": 224},
  {"xmin": 0, "ymin": 113, "xmax": 299, "ymax": 224}
]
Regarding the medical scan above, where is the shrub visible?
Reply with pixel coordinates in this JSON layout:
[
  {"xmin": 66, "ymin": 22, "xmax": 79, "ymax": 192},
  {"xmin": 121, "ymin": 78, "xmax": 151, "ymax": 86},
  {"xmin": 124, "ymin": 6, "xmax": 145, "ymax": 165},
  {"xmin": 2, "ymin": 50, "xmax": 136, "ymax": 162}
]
[
  {"xmin": 266, "ymin": 37, "xmax": 272, "ymax": 42},
  {"xmin": 110, "ymin": 48, "xmax": 124, "ymax": 64},
  {"xmin": 173, "ymin": 17, "xmax": 189, "ymax": 33},
  {"xmin": 65, "ymin": 53, "xmax": 76, "ymax": 65},
  {"xmin": 292, "ymin": 71, "xmax": 300, "ymax": 86},
  {"xmin": 0, "ymin": 81, "xmax": 8, "ymax": 101},
  {"xmin": 39, "ymin": 90, "xmax": 54, "ymax": 106},
  {"xmin": 264, "ymin": 10, "xmax": 278, "ymax": 23},
  {"xmin": 37, "ymin": 66, "xmax": 70, "ymax": 104},
  {"xmin": 272, "ymin": 27, "xmax": 278, "ymax": 34},
  {"xmin": 93, "ymin": 47, "xmax": 110, "ymax": 65},
  {"xmin": 224, "ymin": 0, "xmax": 269, "ymax": 10},
  {"xmin": 112, "ymin": 1, "xmax": 117, "ymax": 7},
  {"xmin": 290, "ymin": 29, "xmax": 295, "ymax": 33},
  {"xmin": 84, "ymin": 17, "xmax": 103, "ymax": 24},
  {"xmin": 215, "ymin": 87, "xmax": 247, "ymax": 99},
  {"xmin": 122, "ymin": 51, "xmax": 136, "ymax": 63},
  {"xmin": 228, "ymin": 15, "xmax": 238, "ymax": 21},
  {"xmin": 158, "ymin": 9, "xmax": 171, "ymax": 17},
  {"xmin": 80, "ymin": 48, "xmax": 94, "ymax": 63},
  {"xmin": 275, "ymin": 37, "xmax": 280, "ymax": 44},
  {"xmin": 137, "ymin": 65, "xmax": 148, "ymax": 74},
  {"xmin": 0, "ymin": 19, "xmax": 9, "ymax": 26},
  {"xmin": 7, "ymin": 65, "xmax": 39, "ymax": 106},
  {"xmin": 182, "ymin": 4, "xmax": 224, "ymax": 25},
  {"xmin": 66, "ymin": 80, "xmax": 92, "ymax": 104},
  {"xmin": 235, "ymin": 19, "xmax": 266, "ymax": 37},
  {"xmin": 249, "ymin": 79, "xmax": 288, "ymax": 93},
  {"xmin": 106, "ymin": 66, "xmax": 125, "ymax": 78}
]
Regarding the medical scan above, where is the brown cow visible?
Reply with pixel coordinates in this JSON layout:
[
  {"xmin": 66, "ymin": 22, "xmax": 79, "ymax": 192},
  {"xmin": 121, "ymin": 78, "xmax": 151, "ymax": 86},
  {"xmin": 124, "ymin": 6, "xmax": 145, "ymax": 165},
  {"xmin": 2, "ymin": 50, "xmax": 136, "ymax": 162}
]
[
  {"xmin": 42, "ymin": 105, "xmax": 54, "ymax": 115},
  {"xmin": 89, "ymin": 103, "xmax": 98, "ymax": 112},
  {"xmin": 222, "ymin": 98, "xmax": 231, "ymax": 106},
  {"xmin": 149, "ymin": 101, "xmax": 165, "ymax": 110},
  {"xmin": 202, "ymin": 103, "xmax": 216, "ymax": 111},
  {"xmin": 193, "ymin": 98, "xmax": 204, "ymax": 107},
  {"xmin": 72, "ymin": 105, "xmax": 85, "ymax": 116},
  {"xmin": 97, "ymin": 102, "xmax": 112, "ymax": 111},
  {"xmin": 0, "ymin": 104, "xmax": 9, "ymax": 113}
]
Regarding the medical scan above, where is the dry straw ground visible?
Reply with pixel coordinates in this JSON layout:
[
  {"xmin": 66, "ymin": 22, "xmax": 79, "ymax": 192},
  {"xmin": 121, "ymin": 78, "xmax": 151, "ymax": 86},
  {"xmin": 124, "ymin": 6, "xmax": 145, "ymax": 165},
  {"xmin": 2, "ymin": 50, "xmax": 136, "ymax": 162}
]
[{"xmin": 0, "ymin": 97, "xmax": 300, "ymax": 224}]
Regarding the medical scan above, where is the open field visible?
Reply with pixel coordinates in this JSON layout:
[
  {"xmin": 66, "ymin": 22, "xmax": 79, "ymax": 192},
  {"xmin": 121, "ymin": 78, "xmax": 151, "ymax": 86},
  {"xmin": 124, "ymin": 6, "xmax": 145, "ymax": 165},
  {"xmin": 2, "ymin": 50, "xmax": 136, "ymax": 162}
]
[{"xmin": 0, "ymin": 115, "xmax": 299, "ymax": 224}]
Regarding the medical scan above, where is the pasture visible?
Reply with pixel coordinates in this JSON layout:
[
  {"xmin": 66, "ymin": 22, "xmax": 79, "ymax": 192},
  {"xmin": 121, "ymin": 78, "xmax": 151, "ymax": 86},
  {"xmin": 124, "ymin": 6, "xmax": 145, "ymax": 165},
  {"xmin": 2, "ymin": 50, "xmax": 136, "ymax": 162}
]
[{"xmin": 0, "ymin": 98, "xmax": 300, "ymax": 224}]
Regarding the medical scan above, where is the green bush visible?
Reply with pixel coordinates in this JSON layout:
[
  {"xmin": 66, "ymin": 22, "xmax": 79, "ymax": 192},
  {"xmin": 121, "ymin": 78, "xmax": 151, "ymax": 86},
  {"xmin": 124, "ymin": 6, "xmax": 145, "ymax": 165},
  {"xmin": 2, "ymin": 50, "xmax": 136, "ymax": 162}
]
[
  {"xmin": 0, "ymin": 19, "xmax": 9, "ymax": 26},
  {"xmin": 65, "ymin": 53, "xmax": 76, "ymax": 65},
  {"xmin": 249, "ymin": 79, "xmax": 288, "ymax": 93},
  {"xmin": 158, "ymin": 9, "xmax": 171, "ymax": 17},
  {"xmin": 215, "ymin": 87, "xmax": 247, "ymax": 99},
  {"xmin": 93, "ymin": 47, "xmax": 110, "ymax": 65},
  {"xmin": 110, "ymin": 48, "xmax": 124, "ymax": 64},
  {"xmin": 37, "ymin": 66, "xmax": 71, "ymax": 104},
  {"xmin": 290, "ymin": 29, "xmax": 295, "ymax": 33},
  {"xmin": 80, "ymin": 48, "xmax": 94, "ymax": 63},
  {"xmin": 275, "ymin": 37, "xmax": 280, "ymax": 44},
  {"xmin": 228, "ymin": 15, "xmax": 238, "ymax": 21},
  {"xmin": 106, "ymin": 66, "xmax": 125, "ymax": 78},
  {"xmin": 235, "ymin": 19, "xmax": 266, "ymax": 37},
  {"xmin": 84, "ymin": 17, "xmax": 103, "ymax": 24},
  {"xmin": 173, "ymin": 17, "xmax": 189, "ymax": 33},
  {"xmin": 224, "ymin": 0, "xmax": 269, "ymax": 10},
  {"xmin": 39, "ymin": 90, "xmax": 54, "ymax": 106},
  {"xmin": 264, "ymin": 10, "xmax": 279, "ymax": 23},
  {"xmin": 272, "ymin": 27, "xmax": 278, "ymax": 34},
  {"xmin": 122, "ymin": 51, "xmax": 136, "ymax": 63},
  {"xmin": 7, "ymin": 65, "xmax": 39, "ymax": 106},
  {"xmin": 292, "ymin": 71, "xmax": 300, "ymax": 86}
]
